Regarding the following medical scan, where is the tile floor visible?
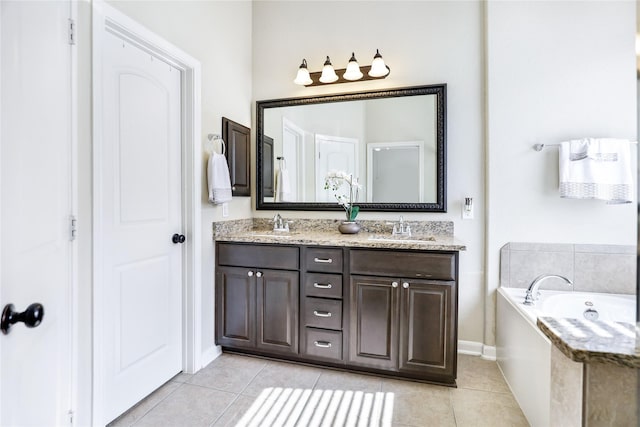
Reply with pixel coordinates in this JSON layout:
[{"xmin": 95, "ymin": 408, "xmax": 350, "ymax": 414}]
[{"xmin": 109, "ymin": 353, "xmax": 528, "ymax": 427}]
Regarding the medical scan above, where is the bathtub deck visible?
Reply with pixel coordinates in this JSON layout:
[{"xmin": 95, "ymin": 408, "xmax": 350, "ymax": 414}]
[{"xmin": 537, "ymin": 317, "xmax": 639, "ymax": 368}]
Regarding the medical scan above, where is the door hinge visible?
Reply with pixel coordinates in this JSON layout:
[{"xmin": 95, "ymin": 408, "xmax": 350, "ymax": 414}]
[
  {"xmin": 68, "ymin": 19, "xmax": 76, "ymax": 45},
  {"xmin": 67, "ymin": 410, "xmax": 74, "ymax": 425},
  {"xmin": 70, "ymin": 215, "xmax": 77, "ymax": 241}
]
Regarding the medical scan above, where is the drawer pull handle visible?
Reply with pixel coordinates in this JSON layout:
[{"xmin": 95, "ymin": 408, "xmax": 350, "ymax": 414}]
[
  {"xmin": 314, "ymin": 341, "xmax": 332, "ymax": 348},
  {"xmin": 313, "ymin": 258, "xmax": 333, "ymax": 264},
  {"xmin": 313, "ymin": 283, "xmax": 332, "ymax": 289},
  {"xmin": 313, "ymin": 310, "xmax": 332, "ymax": 318}
]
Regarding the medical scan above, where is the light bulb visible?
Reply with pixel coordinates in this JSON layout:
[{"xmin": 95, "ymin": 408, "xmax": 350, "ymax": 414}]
[
  {"xmin": 319, "ymin": 56, "xmax": 339, "ymax": 83},
  {"xmin": 368, "ymin": 49, "xmax": 390, "ymax": 78},
  {"xmin": 293, "ymin": 59, "xmax": 313, "ymax": 86},
  {"xmin": 343, "ymin": 52, "xmax": 363, "ymax": 81}
]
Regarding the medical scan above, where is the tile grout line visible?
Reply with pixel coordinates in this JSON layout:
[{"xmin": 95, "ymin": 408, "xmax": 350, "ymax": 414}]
[
  {"xmin": 209, "ymin": 357, "xmax": 269, "ymax": 426},
  {"xmin": 128, "ymin": 381, "xmax": 185, "ymax": 427},
  {"xmin": 448, "ymin": 388, "xmax": 458, "ymax": 427}
]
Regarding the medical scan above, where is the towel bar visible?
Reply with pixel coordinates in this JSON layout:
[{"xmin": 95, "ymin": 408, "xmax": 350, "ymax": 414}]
[{"xmin": 533, "ymin": 141, "xmax": 637, "ymax": 152}]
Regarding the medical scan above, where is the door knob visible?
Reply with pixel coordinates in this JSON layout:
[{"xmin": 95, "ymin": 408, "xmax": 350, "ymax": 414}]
[
  {"xmin": 172, "ymin": 233, "xmax": 186, "ymax": 244},
  {"xmin": 1, "ymin": 303, "xmax": 44, "ymax": 335}
]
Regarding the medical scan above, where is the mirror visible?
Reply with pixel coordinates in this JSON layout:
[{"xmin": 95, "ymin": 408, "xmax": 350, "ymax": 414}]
[{"xmin": 256, "ymin": 84, "xmax": 446, "ymax": 212}]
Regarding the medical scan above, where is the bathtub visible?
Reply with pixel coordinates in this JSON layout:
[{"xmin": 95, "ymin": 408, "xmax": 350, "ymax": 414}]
[{"xmin": 496, "ymin": 287, "xmax": 636, "ymax": 427}]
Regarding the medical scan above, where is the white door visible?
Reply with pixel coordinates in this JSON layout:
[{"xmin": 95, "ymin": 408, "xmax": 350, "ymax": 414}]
[
  {"xmin": 282, "ymin": 118, "xmax": 305, "ymax": 201},
  {"xmin": 315, "ymin": 135, "xmax": 358, "ymax": 202},
  {"xmin": 97, "ymin": 29, "xmax": 183, "ymax": 423},
  {"xmin": 0, "ymin": 1, "xmax": 74, "ymax": 425}
]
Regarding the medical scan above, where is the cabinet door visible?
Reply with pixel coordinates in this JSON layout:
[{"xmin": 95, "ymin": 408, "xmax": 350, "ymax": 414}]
[
  {"xmin": 256, "ymin": 269, "xmax": 299, "ymax": 354},
  {"xmin": 349, "ymin": 276, "xmax": 398, "ymax": 370},
  {"xmin": 262, "ymin": 135, "xmax": 274, "ymax": 198},
  {"xmin": 222, "ymin": 117, "xmax": 251, "ymax": 196},
  {"xmin": 215, "ymin": 266, "xmax": 255, "ymax": 349},
  {"xmin": 399, "ymin": 279, "xmax": 456, "ymax": 382}
]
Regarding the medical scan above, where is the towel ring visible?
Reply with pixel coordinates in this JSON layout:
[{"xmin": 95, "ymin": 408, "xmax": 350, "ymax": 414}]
[
  {"xmin": 277, "ymin": 156, "xmax": 287, "ymax": 169},
  {"xmin": 206, "ymin": 134, "xmax": 226, "ymax": 155}
]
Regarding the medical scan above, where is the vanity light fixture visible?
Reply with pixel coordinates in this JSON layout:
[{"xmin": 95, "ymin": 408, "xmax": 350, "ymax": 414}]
[
  {"xmin": 343, "ymin": 52, "xmax": 364, "ymax": 81},
  {"xmin": 368, "ymin": 49, "xmax": 390, "ymax": 78},
  {"xmin": 319, "ymin": 56, "xmax": 339, "ymax": 83},
  {"xmin": 293, "ymin": 59, "xmax": 313, "ymax": 86},
  {"xmin": 293, "ymin": 49, "xmax": 391, "ymax": 87}
]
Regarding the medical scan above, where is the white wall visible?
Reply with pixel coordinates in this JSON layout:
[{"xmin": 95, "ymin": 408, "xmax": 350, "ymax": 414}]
[
  {"xmin": 104, "ymin": 0, "xmax": 254, "ymax": 372},
  {"xmin": 252, "ymin": 1, "xmax": 486, "ymax": 344},
  {"xmin": 485, "ymin": 1, "xmax": 637, "ymax": 344}
]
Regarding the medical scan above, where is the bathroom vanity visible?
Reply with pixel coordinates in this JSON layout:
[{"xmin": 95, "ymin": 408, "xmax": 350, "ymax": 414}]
[{"xmin": 214, "ymin": 221, "xmax": 465, "ymax": 386}]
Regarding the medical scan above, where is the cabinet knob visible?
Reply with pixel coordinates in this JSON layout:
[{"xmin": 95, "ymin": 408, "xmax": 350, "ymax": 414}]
[
  {"xmin": 247, "ymin": 271, "xmax": 254, "ymax": 277},
  {"xmin": 256, "ymin": 271, "xmax": 263, "ymax": 278},
  {"xmin": 392, "ymin": 281, "xmax": 399, "ymax": 288},
  {"xmin": 403, "ymin": 282, "xmax": 409, "ymax": 289}
]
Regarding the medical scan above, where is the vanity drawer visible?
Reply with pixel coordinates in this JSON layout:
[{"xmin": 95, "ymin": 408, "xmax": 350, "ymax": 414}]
[
  {"xmin": 217, "ymin": 243, "xmax": 299, "ymax": 270},
  {"xmin": 304, "ymin": 328, "xmax": 342, "ymax": 361},
  {"xmin": 304, "ymin": 273, "xmax": 343, "ymax": 299},
  {"xmin": 350, "ymin": 249, "xmax": 455, "ymax": 281},
  {"xmin": 304, "ymin": 247, "xmax": 343, "ymax": 273},
  {"xmin": 303, "ymin": 297, "xmax": 342, "ymax": 330}
]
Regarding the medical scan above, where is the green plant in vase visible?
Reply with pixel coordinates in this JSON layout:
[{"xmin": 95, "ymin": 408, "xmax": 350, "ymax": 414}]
[{"xmin": 324, "ymin": 170, "xmax": 361, "ymax": 233}]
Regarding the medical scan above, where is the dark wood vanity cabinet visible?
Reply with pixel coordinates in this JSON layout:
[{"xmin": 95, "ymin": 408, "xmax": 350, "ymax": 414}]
[
  {"xmin": 215, "ymin": 241, "xmax": 458, "ymax": 385},
  {"xmin": 349, "ymin": 249, "xmax": 458, "ymax": 384},
  {"xmin": 216, "ymin": 243, "xmax": 299, "ymax": 355},
  {"xmin": 300, "ymin": 247, "xmax": 346, "ymax": 363},
  {"xmin": 349, "ymin": 276, "xmax": 399, "ymax": 370},
  {"xmin": 399, "ymin": 278, "xmax": 456, "ymax": 380}
]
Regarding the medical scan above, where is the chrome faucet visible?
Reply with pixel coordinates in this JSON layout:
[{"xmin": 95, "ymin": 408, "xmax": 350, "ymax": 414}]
[
  {"xmin": 523, "ymin": 274, "xmax": 573, "ymax": 305},
  {"xmin": 272, "ymin": 213, "xmax": 289, "ymax": 232},
  {"xmin": 392, "ymin": 215, "xmax": 411, "ymax": 236}
]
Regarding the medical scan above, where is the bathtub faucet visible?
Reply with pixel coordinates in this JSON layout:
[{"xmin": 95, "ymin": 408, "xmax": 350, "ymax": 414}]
[{"xmin": 523, "ymin": 274, "xmax": 573, "ymax": 306}]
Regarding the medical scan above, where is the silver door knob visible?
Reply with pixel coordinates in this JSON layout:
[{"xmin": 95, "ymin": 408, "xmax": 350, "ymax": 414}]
[
  {"xmin": 247, "ymin": 271, "xmax": 254, "ymax": 277},
  {"xmin": 403, "ymin": 282, "xmax": 409, "ymax": 289},
  {"xmin": 392, "ymin": 281, "xmax": 398, "ymax": 288},
  {"xmin": 256, "ymin": 271, "xmax": 263, "ymax": 277}
]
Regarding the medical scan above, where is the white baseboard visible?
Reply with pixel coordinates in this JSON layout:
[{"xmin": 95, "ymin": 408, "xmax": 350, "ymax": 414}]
[
  {"xmin": 458, "ymin": 340, "xmax": 497, "ymax": 361},
  {"xmin": 458, "ymin": 340, "xmax": 483, "ymax": 356},
  {"xmin": 200, "ymin": 345, "xmax": 222, "ymax": 370},
  {"xmin": 481, "ymin": 345, "xmax": 497, "ymax": 361}
]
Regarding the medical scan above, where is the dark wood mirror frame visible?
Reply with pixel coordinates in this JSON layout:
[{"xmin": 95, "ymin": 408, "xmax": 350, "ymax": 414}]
[{"xmin": 256, "ymin": 84, "xmax": 447, "ymax": 212}]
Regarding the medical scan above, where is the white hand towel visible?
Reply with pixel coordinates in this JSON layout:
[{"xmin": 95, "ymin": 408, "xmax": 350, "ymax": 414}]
[
  {"xmin": 559, "ymin": 138, "xmax": 633, "ymax": 204},
  {"xmin": 275, "ymin": 165, "xmax": 292, "ymax": 202},
  {"xmin": 207, "ymin": 151, "xmax": 233, "ymax": 204}
]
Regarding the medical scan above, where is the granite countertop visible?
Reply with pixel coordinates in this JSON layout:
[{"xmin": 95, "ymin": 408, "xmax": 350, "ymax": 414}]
[
  {"xmin": 214, "ymin": 229, "xmax": 467, "ymax": 251},
  {"xmin": 537, "ymin": 316, "xmax": 640, "ymax": 368}
]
